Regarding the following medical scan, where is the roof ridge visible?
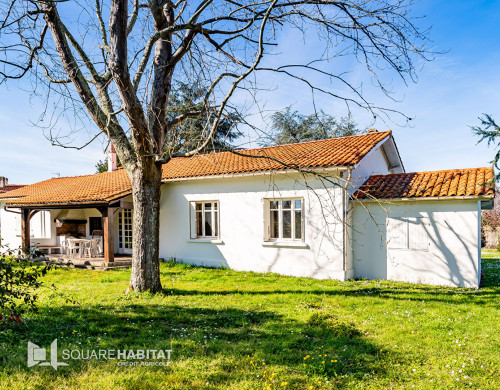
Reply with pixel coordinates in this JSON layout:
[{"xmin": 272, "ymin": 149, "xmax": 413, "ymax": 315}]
[{"xmin": 180, "ymin": 130, "xmax": 392, "ymax": 159}]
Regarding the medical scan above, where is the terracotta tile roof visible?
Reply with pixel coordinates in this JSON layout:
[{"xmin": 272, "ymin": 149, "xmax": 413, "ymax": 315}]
[
  {"xmin": 162, "ymin": 131, "xmax": 391, "ymax": 180},
  {"xmin": 0, "ymin": 131, "xmax": 391, "ymax": 207},
  {"xmin": 0, "ymin": 170, "xmax": 131, "ymax": 207},
  {"xmin": 0, "ymin": 184, "xmax": 25, "ymax": 194},
  {"xmin": 354, "ymin": 167, "xmax": 495, "ymax": 200}
]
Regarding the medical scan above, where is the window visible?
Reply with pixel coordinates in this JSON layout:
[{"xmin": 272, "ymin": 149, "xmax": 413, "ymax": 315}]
[
  {"xmin": 192, "ymin": 201, "xmax": 219, "ymax": 238},
  {"xmin": 32, "ymin": 211, "xmax": 50, "ymax": 239},
  {"xmin": 266, "ymin": 199, "xmax": 303, "ymax": 241},
  {"xmin": 386, "ymin": 217, "xmax": 429, "ymax": 250}
]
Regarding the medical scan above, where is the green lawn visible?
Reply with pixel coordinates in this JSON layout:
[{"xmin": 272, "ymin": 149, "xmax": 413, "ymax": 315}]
[{"xmin": 1, "ymin": 252, "xmax": 499, "ymax": 390}]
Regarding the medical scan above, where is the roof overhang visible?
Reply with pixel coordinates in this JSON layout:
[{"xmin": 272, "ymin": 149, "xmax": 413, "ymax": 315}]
[
  {"xmin": 352, "ymin": 133, "xmax": 404, "ymax": 174},
  {"xmin": 352, "ymin": 195, "xmax": 494, "ymax": 203},
  {"xmin": 161, "ymin": 165, "xmax": 349, "ymax": 183}
]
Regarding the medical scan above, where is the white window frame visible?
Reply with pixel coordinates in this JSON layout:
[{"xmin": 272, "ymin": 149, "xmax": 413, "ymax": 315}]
[
  {"xmin": 32, "ymin": 210, "xmax": 50, "ymax": 239},
  {"xmin": 264, "ymin": 198, "xmax": 304, "ymax": 242},
  {"xmin": 386, "ymin": 216, "xmax": 430, "ymax": 251},
  {"xmin": 190, "ymin": 201, "xmax": 220, "ymax": 239}
]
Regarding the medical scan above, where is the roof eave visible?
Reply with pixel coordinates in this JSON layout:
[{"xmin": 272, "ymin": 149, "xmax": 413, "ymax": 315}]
[
  {"xmin": 352, "ymin": 194, "xmax": 495, "ymax": 203},
  {"xmin": 161, "ymin": 165, "xmax": 350, "ymax": 183}
]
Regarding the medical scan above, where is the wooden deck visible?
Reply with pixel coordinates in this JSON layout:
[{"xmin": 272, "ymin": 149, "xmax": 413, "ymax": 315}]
[{"xmin": 45, "ymin": 254, "xmax": 132, "ymax": 270}]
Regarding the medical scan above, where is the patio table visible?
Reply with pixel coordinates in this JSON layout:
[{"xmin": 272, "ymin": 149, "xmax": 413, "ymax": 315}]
[{"xmin": 66, "ymin": 238, "xmax": 91, "ymax": 258}]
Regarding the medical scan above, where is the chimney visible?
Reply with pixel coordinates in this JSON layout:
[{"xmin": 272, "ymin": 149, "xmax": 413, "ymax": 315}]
[
  {"xmin": 107, "ymin": 145, "xmax": 118, "ymax": 172},
  {"xmin": 0, "ymin": 176, "xmax": 7, "ymax": 188},
  {"xmin": 367, "ymin": 128, "xmax": 378, "ymax": 133}
]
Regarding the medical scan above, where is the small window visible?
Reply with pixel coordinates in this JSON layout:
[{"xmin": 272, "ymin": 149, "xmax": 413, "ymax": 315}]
[
  {"xmin": 192, "ymin": 201, "xmax": 219, "ymax": 238},
  {"xmin": 265, "ymin": 198, "xmax": 303, "ymax": 241},
  {"xmin": 386, "ymin": 217, "xmax": 429, "ymax": 250}
]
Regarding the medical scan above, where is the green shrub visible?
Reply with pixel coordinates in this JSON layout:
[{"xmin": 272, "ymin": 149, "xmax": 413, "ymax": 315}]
[{"xmin": 0, "ymin": 246, "xmax": 52, "ymax": 324}]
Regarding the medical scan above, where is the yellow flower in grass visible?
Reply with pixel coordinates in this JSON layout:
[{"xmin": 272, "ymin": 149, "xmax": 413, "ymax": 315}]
[{"xmin": 280, "ymin": 382, "xmax": 288, "ymax": 387}]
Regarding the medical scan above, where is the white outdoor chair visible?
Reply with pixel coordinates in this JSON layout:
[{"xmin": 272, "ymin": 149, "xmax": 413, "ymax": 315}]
[
  {"xmin": 83, "ymin": 238, "xmax": 100, "ymax": 258},
  {"xmin": 66, "ymin": 239, "xmax": 80, "ymax": 258}
]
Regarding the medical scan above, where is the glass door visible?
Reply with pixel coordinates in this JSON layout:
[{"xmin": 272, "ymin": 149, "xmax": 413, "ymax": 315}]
[{"xmin": 118, "ymin": 209, "xmax": 133, "ymax": 254}]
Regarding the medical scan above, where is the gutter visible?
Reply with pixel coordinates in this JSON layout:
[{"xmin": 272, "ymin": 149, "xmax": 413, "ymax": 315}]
[{"xmin": 352, "ymin": 195, "xmax": 495, "ymax": 203}]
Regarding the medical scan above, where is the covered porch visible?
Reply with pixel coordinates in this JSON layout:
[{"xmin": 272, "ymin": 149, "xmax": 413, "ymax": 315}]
[{"xmin": 15, "ymin": 197, "xmax": 133, "ymax": 264}]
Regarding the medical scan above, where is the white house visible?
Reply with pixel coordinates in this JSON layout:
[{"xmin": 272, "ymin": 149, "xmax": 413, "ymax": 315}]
[{"xmin": 0, "ymin": 130, "xmax": 494, "ymax": 287}]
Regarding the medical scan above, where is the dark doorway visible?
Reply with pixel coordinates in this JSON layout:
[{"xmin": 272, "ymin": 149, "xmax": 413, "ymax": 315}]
[{"xmin": 89, "ymin": 217, "xmax": 103, "ymax": 235}]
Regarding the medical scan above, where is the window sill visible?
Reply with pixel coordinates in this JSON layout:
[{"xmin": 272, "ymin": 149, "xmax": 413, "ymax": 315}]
[
  {"xmin": 262, "ymin": 241, "xmax": 309, "ymax": 248},
  {"xmin": 388, "ymin": 248, "xmax": 429, "ymax": 252},
  {"xmin": 187, "ymin": 239, "xmax": 224, "ymax": 244}
]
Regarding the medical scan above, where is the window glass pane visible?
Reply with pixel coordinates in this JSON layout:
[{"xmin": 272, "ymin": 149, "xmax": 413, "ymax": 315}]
[
  {"xmin": 205, "ymin": 211, "xmax": 213, "ymax": 236},
  {"xmin": 214, "ymin": 211, "xmax": 218, "ymax": 237},
  {"xmin": 282, "ymin": 200, "xmax": 291, "ymax": 209},
  {"xmin": 213, "ymin": 202, "xmax": 218, "ymax": 210},
  {"xmin": 294, "ymin": 199, "xmax": 302, "ymax": 210},
  {"xmin": 196, "ymin": 203, "xmax": 202, "ymax": 211},
  {"xmin": 270, "ymin": 210, "xmax": 279, "ymax": 239},
  {"xmin": 205, "ymin": 203, "xmax": 212, "ymax": 210},
  {"xmin": 295, "ymin": 210, "xmax": 302, "ymax": 239},
  {"xmin": 283, "ymin": 210, "xmax": 292, "ymax": 238},
  {"xmin": 196, "ymin": 211, "xmax": 203, "ymax": 236},
  {"xmin": 270, "ymin": 200, "xmax": 279, "ymax": 210}
]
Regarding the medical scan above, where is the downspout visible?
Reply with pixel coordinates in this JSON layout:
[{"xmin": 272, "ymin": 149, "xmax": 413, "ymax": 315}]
[
  {"xmin": 342, "ymin": 169, "xmax": 352, "ymax": 277},
  {"xmin": 3, "ymin": 206, "xmax": 22, "ymax": 215}
]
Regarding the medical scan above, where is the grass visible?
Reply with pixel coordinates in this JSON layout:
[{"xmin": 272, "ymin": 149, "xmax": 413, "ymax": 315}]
[{"xmin": 0, "ymin": 253, "xmax": 499, "ymax": 390}]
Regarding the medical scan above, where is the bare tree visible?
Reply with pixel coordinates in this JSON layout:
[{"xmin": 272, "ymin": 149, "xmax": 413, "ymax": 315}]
[{"xmin": 0, "ymin": 0, "xmax": 430, "ymax": 292}]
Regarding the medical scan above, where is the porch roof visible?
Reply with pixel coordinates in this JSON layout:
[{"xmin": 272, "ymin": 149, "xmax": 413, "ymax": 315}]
[
  {"xmin": 0, "ymin": 131, "xmax": 392, "ymax": 207},
  {"xmin": 0, "ymin": 169, "xmax": 131, "ymax": 208}
]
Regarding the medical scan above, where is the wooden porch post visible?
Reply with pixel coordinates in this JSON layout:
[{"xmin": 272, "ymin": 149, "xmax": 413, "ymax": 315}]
[
  {"xmin": 21, "ymin": 208, "xmax": 30, "ymax": 253},
  {"xmin": 100, "ymin": 207, "xmax": 114, "ymax": 263}
]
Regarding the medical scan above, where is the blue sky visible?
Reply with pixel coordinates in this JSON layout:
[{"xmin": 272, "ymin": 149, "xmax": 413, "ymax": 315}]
[{"xmin": 0, "ymin": 0, "xmax": 499, "ymax": 184}]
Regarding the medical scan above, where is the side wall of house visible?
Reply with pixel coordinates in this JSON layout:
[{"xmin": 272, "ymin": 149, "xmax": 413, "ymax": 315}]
[
  {"xmin": 352, "ymin": 199, "xmax": 481, "ymax": 288},
  {"xmin": 159, "ymin": 172, "xmax": 347, "ymax": 279},
  {"xmin": 344, "ymin": 145, "xmax": 394, "ymax": 278}
]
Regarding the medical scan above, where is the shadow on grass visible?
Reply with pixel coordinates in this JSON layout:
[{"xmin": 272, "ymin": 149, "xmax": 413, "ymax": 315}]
[
  {"xmin": 155, "ymin": 285, "xmax": 500, "ymax": 307},
  {"xmin": 1, "ymin": 302, "xmax": 406, "ymax": 388}
]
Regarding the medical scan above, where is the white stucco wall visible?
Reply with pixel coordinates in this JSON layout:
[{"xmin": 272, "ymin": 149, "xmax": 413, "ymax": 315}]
[
  {"xmin": 349, "ymin": 146, "xmax": 390, "ymax": 193},
  {"xmin": 352, "ymin": 199, "xmax": 481, "ymax": 288},
  {"xmin": 159, "ymin": 171, "xmax": 348, "ymax": 279}
]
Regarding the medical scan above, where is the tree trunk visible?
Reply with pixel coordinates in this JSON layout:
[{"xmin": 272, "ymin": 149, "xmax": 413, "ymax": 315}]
[{"xmin": 128, "ymin": 159, "xmax": 163, "ymax": 292}]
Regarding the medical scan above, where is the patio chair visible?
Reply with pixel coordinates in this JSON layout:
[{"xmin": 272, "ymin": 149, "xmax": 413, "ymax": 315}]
[
  {"xmin": 90, "ymin": 230, "xmax": 103, "ymax": 255},
  {"xmin": 83, "ymin": 238, "xmax": 100, "ymax": 258},
  {"xmin": 66, "ymin": 239, "xmax": 80, "ymax": 258}
]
